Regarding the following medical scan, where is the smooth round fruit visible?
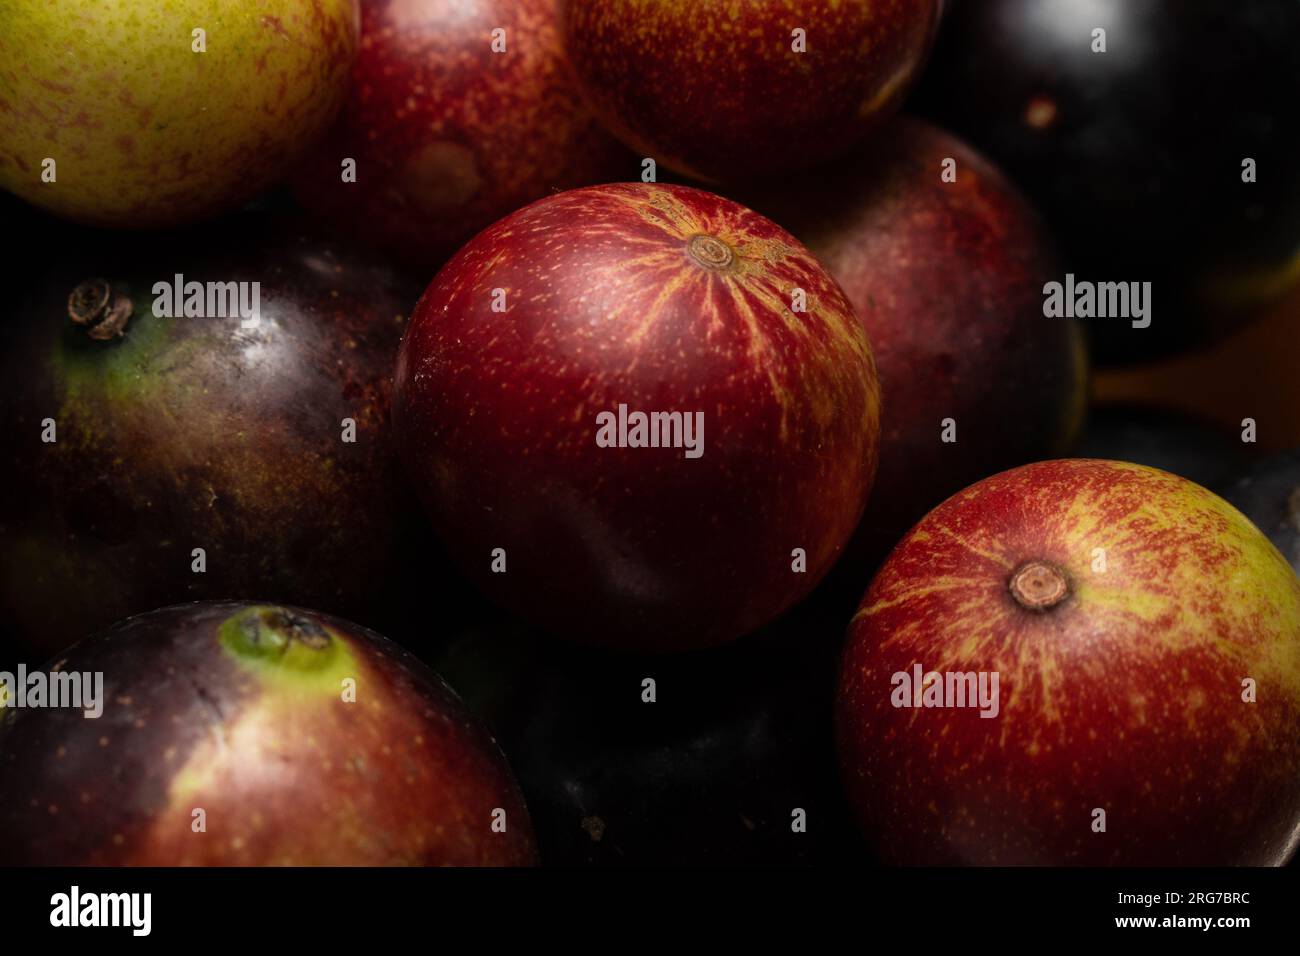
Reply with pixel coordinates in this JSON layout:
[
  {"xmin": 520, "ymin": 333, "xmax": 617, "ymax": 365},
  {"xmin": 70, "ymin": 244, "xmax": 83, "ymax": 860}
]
[
  {"xmin": 752, "ymin": 118, "xmax": 1086, "ymax": 555},
  {"xmin": 0, "ymin": 217, "xmax": 418, "ymax": 657},
  {"xmin": 0, "ymin": 0, "xmax": 358, "ymax": 228},
  {"xmin": 291, "ymin": 0, "xmax": 630, "ymax": 271},
  {"xmin": 395, "ymin": 183, "xmax": 881, "ymax": 651},
  {"xmin": 1221, "ymin": 451, "xmax": 1300, "ymax": 575},
  {"xmin": 0, "ymin": 602, "xmax": 537, "ymax": 865},
  {"xmin": 837, "ymin": 459, "xmax": 1300, "ymax": 865},
  {"xmin": 560, "ymin": 0, "xmax": 941, "ymax": 182},
  {"xmin": 912, "ymin": 0, "xmax": 1300, "ymax": 363}
]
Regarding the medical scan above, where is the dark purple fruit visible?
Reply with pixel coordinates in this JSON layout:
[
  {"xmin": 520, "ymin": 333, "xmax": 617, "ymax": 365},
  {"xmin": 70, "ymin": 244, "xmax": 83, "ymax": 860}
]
[
  {"xmin": 0, "ymin": 601, "xmax": 537, "ymax": 865},
  {"xmin": 748, "ymin": 118, "xmax": 1086, "ymax": 562},
  {"xmin": 1220, "ymin": 451, "xmax": 1300, "ymax": 575},
  {"xmin": 912, "ymin": 0, "xmax": 1300, "ymax": 363},
  {"xmin": 0, "ymin": 217, "xmax": 420, "ymax": 656},
  {"xmin": 434, "ymin": 587, "xmax": 866, "ymax": 866}
]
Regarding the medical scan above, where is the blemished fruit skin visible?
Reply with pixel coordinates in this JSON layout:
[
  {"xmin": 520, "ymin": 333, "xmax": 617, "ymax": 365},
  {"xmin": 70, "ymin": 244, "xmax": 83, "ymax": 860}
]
[
  {"xmin": 753, "ymin": 118, "xmax": 1086, "ymax": 555},
  {"xmin": 291, "ymin": 0, "xmax": 631, "ymax": 271},
  {"xmin": 1221, "ymin": 451, "xmax": 1300, "ymax": 576},
  {"xmin": 0, "ymin": 0, "xmax": 359, "ymax": 228},
  {"xmin": 560, "ymin": 0, "xmax": 941, "ymax": 183},
  {"xmin": 395, "ymin": 182, "xmax": 881, "ymax": 652},
  {"xmin": 0, "ymin": 602, "xmax": 537, "ymax": 865},
  {"xmin": 837, "ymin": 459, "xmax": 1300, "ymax": 866},
  {"xmin": 0, "ymin": 219, "xmax": 418, "ymax": 658},
  {"xmin": 912, "ymin": 0, "xmax": 1300, "ymax": 363}
]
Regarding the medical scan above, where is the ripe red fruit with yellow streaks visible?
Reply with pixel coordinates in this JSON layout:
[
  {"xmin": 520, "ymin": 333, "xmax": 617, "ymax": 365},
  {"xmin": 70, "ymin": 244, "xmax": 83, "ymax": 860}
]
[
  {"xmin": 836, "ymin": 459, "xmax": 1300, "ymax": 865},
  {"xmin": 291, "ymin": 0, "xmax": 631, "ymax": 270},
  {"xmin": 394, "ymin": 183, "xmax": 881, "ymax": 651},
  {"xmin": 560, "ymin": 0, "xmax": 941, "ymax": 183},
  {"xmin": 752, "ymin": 119, "xmax": 1086, "ymax": 557},
  {"xmin": 0, "ymin": 602, "xmax": 537, "ymax": 865}
]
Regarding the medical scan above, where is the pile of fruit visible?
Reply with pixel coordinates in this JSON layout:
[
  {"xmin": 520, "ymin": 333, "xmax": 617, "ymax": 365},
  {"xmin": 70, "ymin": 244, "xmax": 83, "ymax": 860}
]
[{"xmin": 0, "ymin": 0, "xmax": 1297, "ymax": 867}]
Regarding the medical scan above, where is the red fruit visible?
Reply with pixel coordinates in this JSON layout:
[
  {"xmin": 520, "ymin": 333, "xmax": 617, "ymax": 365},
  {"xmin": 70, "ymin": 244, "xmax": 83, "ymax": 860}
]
[
  {"xmin": 752, "ymin": 119, "xmax": 1086, "ymax": 554},
  {"xmin": 291, "ymin": 0, "xmax": 631, "ymax": 270},
  {"xmin": 395, "ymin": 183, "xmax": 881, "ymax": 651},
  {"xmin": 837, "ymin": 459, "xmax": 1300, "ymax": 865},
  {"xmin": 0, "ymin": 602, "xmax": 537, "ymax": 865},
  {"xmin": 560, "ymin": 0, "xmax": 941, "ymax": 182}
]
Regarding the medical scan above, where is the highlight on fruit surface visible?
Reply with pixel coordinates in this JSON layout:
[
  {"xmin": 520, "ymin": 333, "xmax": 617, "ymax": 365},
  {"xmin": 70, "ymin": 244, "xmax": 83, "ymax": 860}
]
[
  {"xmin": 752, "ymin": 117, "xmax": 1086, "ymax": 555},
  {"xmin": 292, "ymin": 0, "xmax": 630, "ymax": 270},
  {"xmin": 394, "ymin": 182, "xmax": 881, "ymax": 652},
  {"xmin": 0, "ymin": 0, "xmax": 359, "ymax": 228},
  {"xmin": 560, "ymin": 0, "xmax": 941, "ymax": 182},
  {"xmin": 836, "ymin": 459, "xmax": 1300, "ymax": 865},
  {"xmin": 0, "ymin": 602, "xmax": 538, "ymax": 865},
  {"xmin": 0, "ymin": 219, "xmax": 419, "ymax": 657}
]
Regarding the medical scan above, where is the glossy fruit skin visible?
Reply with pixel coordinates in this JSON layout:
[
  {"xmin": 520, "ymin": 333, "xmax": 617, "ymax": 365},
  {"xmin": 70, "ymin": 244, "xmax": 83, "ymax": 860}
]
[
  {"xmin": 395, "ymin": 183, "xmax": 881, "ymax": 652},
  {"xmin": 1079, "ymin": 406, "xmax": 1249, "ymax": 491},
  {"xmin": 292, "ymin": 0, "xmax": 631, "ymax": 271},
  {"xmin": 837, "ymin": 459, "xmax": 1300, "ymax": 865},
  {"xmin": 752, "ymin": 118, "xmax": 1086, "ymax": 557},
  {"xmin": 560, "ymin": 0, "xmax": 941, "ymax": 183},
  {"xmin": 0, "ymin": 218, "xmax": 418, "ymax": 657},
  {"xmin": 1221, "ymin": 451, "xmax": 1300, "ymax": 575},
  {"xmin": 0, "ymin": 0, "xmax": 358, "ymax": 228},
  {"xmin": 0, "ymin": 602, "xmax": 537, "ymax": 865},
  {"xmin": 912, "ymin": 0, "xmax": 1300, "ymax": 363}
]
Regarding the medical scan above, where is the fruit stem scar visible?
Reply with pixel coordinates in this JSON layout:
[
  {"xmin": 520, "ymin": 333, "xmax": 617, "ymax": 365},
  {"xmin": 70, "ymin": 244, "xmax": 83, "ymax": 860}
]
[
  {"xmin": 686, "ymin": 234, "xmax": 735, "ymax": 271},
  {"xmin": 245, "ymin": 607, "xmax": 331, "ymax": 651},
  {"xmin": 219, "ymin": 606, "xmax": 339, "ymax": 674},
  {"xmin": 67, "ymin": 279, "xmax": 132, "ymax": 341},
  {"xmin": 1008, "ymin": 560, "xmax": 1071, "ymax": 611},
  {"xmin": 218, "ymin": 606, "xmax": 356, "ymax": 691}
]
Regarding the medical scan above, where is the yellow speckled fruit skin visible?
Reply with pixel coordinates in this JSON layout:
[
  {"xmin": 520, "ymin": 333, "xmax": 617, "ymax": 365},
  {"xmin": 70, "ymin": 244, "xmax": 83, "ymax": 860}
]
[
  {"xmin": 837, "ymin": 459, "xmax": 1300, "ymax": 865},
  {"xmin": 395, "ymin": 182, "xmax": 881, "ymax": 651},
  {"xmin": 0, "ymin": 0, "xmax": 358, "ymax": 227}
]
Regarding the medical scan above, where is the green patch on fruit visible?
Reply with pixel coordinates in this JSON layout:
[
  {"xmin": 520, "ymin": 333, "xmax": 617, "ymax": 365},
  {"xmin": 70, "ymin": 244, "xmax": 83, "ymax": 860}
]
[
  {"xmin": 53, "ymin": 293, "xmax": 173, "ymax": 406},
  {"xmin": 50, "ymin": 289, "xmax": 213, "ymax": 450},
  {"xmin": 218, "ymin": 606, "xmax": 358, "ymax": 696}
]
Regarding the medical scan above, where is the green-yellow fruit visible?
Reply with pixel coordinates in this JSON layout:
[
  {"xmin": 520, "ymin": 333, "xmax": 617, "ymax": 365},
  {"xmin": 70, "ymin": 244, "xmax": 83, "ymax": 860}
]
[{"xmin": 0, "ymin": 0, "xmax": 359, "ymax": 227}]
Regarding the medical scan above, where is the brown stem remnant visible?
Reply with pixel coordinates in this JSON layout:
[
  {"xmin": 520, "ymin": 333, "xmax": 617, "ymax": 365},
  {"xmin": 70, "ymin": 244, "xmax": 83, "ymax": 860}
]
[
  {"xmin": 67, "ymin": 279, "xmax": 133, "ymax": 340},
  {"xmin": 248, "ymin": 607, "xmax": 332, "ymax": 651},
  {"xmin": 687, "ymin": 234, "xmax": 735, "ymax": 271},
  {"xmin": 1009, "ymin": 560, "xmax": 1071, "ymax": 611}
]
